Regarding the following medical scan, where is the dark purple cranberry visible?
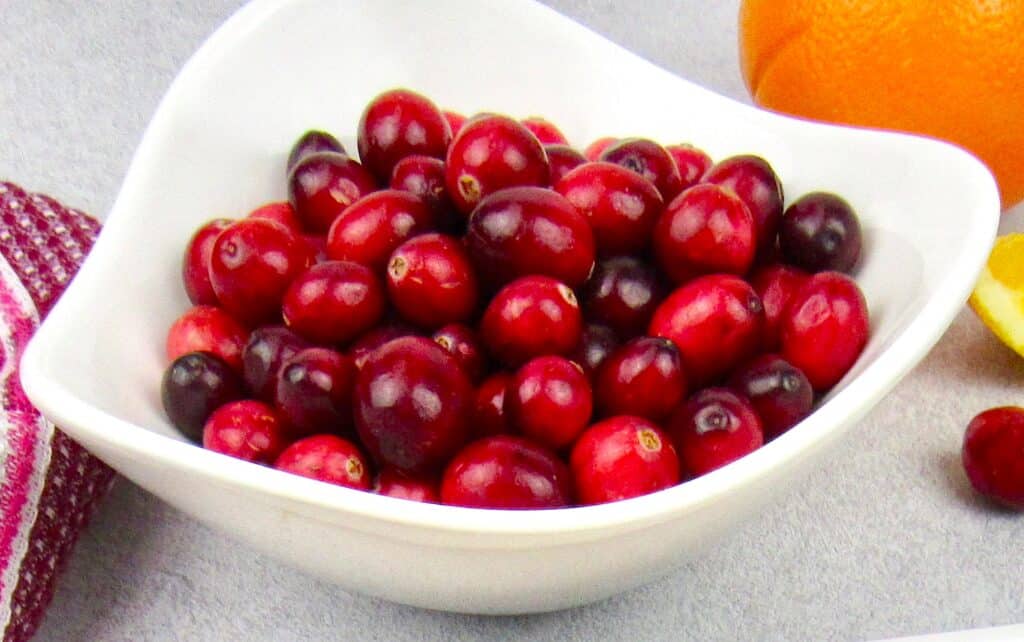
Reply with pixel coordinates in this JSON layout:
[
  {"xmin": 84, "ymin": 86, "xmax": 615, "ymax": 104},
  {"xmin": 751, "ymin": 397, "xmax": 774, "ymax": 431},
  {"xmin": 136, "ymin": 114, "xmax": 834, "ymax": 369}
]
[
  {"xmin": 581, "ymin": 256, "xmax": 667, "ymax": 339},
  {"xmin": 569, "ymin": 323, "xmax": 620, "ymax": 379},
  {"xmin": 357, "ymin": 89, "xmax": 451, "ymax": 182},
  {"xmin": 242, "ymin": 325, "xmax": 311, "ymax": 402},
  {"xmin": 599, "ymin": 137, "xmax": 683, "ymax": 201},
  {"xmin": 161, "ymin": 352, "xmax": 244, "ymax": 442},
  {"xmin": 275, "ymin": 347, "xmax": 357, "ymax": 438},
  {"xmin": 544, "ymin": 145, "xmax": 587, "ymax": 184},
  {"xmin": 669, "ymin": 387, "xmax": 764, "ymax": 477},
  {"xmin": 729, "ymin": 354, "xmax": 814, "ymax": 440},
  {"xmin": 288, "ymin": 151, "xmax": 377, "ymax": 234},
  {"xmin": 287, "ymin": 130, "xmax": 345, "ymax": 173},
  {"xmin": 594, "ymin": 337, "xmax": 687, "ymax": 422},
  {"xmin": 389, "ymin": 155, "xmax": 457, "ymax": 227},
  {"xmin": 778, "ymin": 192, "xmax": 863, "ymax": 273},
  {"xmin": 432, "ymin": 323, "xmax": 488, "ymax": 383}
]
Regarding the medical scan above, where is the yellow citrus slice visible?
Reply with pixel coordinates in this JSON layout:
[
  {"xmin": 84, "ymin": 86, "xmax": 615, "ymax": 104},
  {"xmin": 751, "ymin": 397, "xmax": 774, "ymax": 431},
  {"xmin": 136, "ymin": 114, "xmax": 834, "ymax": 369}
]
[{"xmin": 970, "ymin": 234, "xmax": 1024, "ymax": 356}]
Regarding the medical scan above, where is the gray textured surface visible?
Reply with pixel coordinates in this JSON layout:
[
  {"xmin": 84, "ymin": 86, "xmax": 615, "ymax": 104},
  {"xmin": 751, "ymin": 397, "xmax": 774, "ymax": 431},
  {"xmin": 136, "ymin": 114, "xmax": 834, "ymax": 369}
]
[{"xmin": 3, "ymin": 1, "xmax": 1024, "ymax": 640}]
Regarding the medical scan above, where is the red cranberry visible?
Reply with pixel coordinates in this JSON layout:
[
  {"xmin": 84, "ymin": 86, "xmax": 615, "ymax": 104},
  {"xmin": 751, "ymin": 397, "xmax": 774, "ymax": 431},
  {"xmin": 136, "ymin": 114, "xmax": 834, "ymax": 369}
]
[
  {"xmin": 581, "ymin": 256, "xmax": 667, "ymax": 339},
  {"xmin": 389, "ymin": 155, "xmax": 455, "ymax": 221},
  {"xmin": 544, "ymin": 145, "xmax": 587, "ymax": 184},
  {"xmin": 702, "ymin": 155, "xmax": 784, "ymax": 259},
  {"xmin": 182, "ymin": 218, "xmax": 231, "ymax": 305},
  {"xmin": 569, "ymin": 324, "xmax": 620, "ymax": 379},
  {"xmin": 374, "ymin": 466, "xmax": 439, "ymax": 503},
  {"xmin": 728, "ymin": 354, "xmax": 813, "ymax": 440},
  {"xmin": 440, "ymin": 435, "xmax": 572, "ymax": 509},
  {"xmin": 357, "ymin": 89, "xmax": 451, "ymax": 182},
  {"xmin": 508, "ymin": 356, "xmax": 593, "ymax": 450},
  {"xmin": 274, "ymin": 434, "xmax": 371, "ymax": 490},
  {"xmin": 780, "ymin": 271, "xmax": 869, "ymax": 391},
  {"xmin": 386, "ymin": 234, "xmax": 478, "ymax": 328},
  {"xmin": 481, "ymin": 275, "xmax": 583, "ymax": 368},
  {"xmin": 443, "ymin": 110, "xmax": 467, "ymax": 135},
  {"xmin": 600, "ymin": 138, "xmax": 682, "ymax": 201},
  {"xmin": 595, "ymin": 337, "xmax": 687, "ymax": 422},
  {"xmin": 166, "ymin": 305, "xmax": 248, "ymax": 371},
  {"xmin": 666, "ymin": 144, "xmax": 712, "ymax": 190},
  {"xmin": 465, "ymin": 186, "xmax": 595, "ymax": 289},
  {"xmin": 750, "ymin": 264, "xmax": 809, "ymax": 351},
  {"xmin": 555, "ymin": 161, "xmax": 664, "ymax": 257},
  {"xmin": 433, "ymin": 323, "xmax": 488, "ymax": 383},
  {"xmin": 241, "ymin": 325, "xmax": 311, "ymax": 402},
  {"xmin": 354, "ymin": 336, "xmax": 472, "ymax": 474},
  {"xmin": 779, "ymin": 192, "xmax": 863, "ymax": 273},
  {"xmin": 521, "ymin": 116, "xmax": 568, "ymax": 145},
  {"xmin": 161, "ymin": 352, "xmax": 244, "ymax": 442},
  {"xmin": 325, "ymin": 189, "xmax": 436, "ymax": 272},
  {"xmin": 962, "ymin": 407, "xmax": 1024, "ymax": 509},
  {"xmin": 584, "ymin": 137, "xmax": 618, "ymax": 161},
  {"xmin": 203, "ymin": 400, "xmax": 288, "ymax": 464},
  {"xmin": 571, "ymin": 416, "xmax": 680, "ymax": 504},
  {"xmin": 653, "ymin": 184, "xmax": 756, "ymax": 284},
  {"xmin": 471, "ymin": 372, "xmax": 514, "ymax": 438},
  {"xmin": 445, "ymin": 115, "xmax": 549, "ymax": 215},
  {"xmin": 303, "ymin": 234, "xmax": 328, "ymax": 263},
  {"xmin": 275, "ymin": 348, "xmax": 356, "ymax": 438},
  {"xmin": 247, "ymin": 201, "xmax": 303, "ymax": 234},
  {"xmin": 669, "ymin": 388, "xmax": 764, "ymax": 477},
  {"xmin": 649, "ymin": 274, "xmax": 764, "ymax": 386},
  {"xmin": 288, "ymin": 151, "xmax": 377, "ymax": 234},
  {"xmin": 287, "ymin": 130, "xmax": 345, "ymax": 173},
  {"xmin": 349, "ymin": 324, "xmax": 418, "ymax": 370},
  {"xmin": 282, "ymin": 261, "xmax": 385, "ymax": 345}
]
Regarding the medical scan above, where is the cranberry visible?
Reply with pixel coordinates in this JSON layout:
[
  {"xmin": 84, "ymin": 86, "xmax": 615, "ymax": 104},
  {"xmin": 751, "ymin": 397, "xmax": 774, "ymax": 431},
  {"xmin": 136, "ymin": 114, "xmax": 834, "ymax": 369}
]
[
  {"xmin": 241, "ymin": 325, "xmax": 311, "ymax": 402},
  {"xmin": 349, "ymin": 324, "xmax": 418, "ymax": 370},
  {"xmin": 600, "ymin": 138, "xmax": 682, "ymax": 201},
  {"xmin": 389, "ymin": 155, "xmax": 455, "ymax": 221},
  {"xmin": 209, "ymin": 218, "xmax": 313, "ymax": 325},
  {"xmin": 440, "ymin": 435, "xmax": 572, "ymax": 509},
  {"xmin": 962, "ymin": 407, "xmax": 1024, "ymax": 509},
  {"xmin": 465, "ymin": 186, "xmax": 595, "ymax": 289},
  {"xmin": 247, "ymin": 201, "xmax": 303, "ymax": 234},
  {"xmin": 374, "ymin": 466, "xmax": 439, "ymax": 503},
  {"xmin": 649, "ymin": 274, "xmax": 764, "ymax": 386},
  {"xmin": 569, "ymin": 324, "xmax": 620, "ymax": 379},
  {"xmin": 555, "ymin": 162, "xmax": 664, "ymax": 257},
  {"xmin": 545, "ymin": 145, "xmax": 587, "ymax": 184},
  {"xmin": 165, "ymin": 305, "xmax": 248, "ymax": 371},
  {"xmin": 357, "ymin": 89, "xmax": 451, "ymax": 182},
  {"xmin": 354, "ymin": 336, "xmax": 473, "ymax": 474},
  {"xmin": 325, "ymin": 189, "xmax": 436, "ymax": 272},
  {"xmin": 521, "ymin": 116, "xmax": 568, "ymax": 145},
  {"xmin": 729, "ymin": 354, "xmax": 813, "ymax": 440},
  {"xmin": 669, "ymin": 388, "xmax": 764, "ymax": 477},
  {"xmin": 702, "ymin": 155, "xmax": 784, "ymax": 259},
  {"xmin": 571, "ymin": 416, "xmax": 680, "ymax": 504},
  {"xmin": 287, "ymin": 130, "xmax": 345, "ymax": 173},
  {"xmin": 508, "ymin": 356, "xmax": 593, "ymax": 450},
  {"xmin": 282, "ymin": 261, "xmax": 385, "ymax": 345},
  {"xmin": 288, "ymin": 151, "xmax": 377, "ymax": 233},
  {"xmin": 443, "ymin": 110, "xmax": 466, "ymax": 135},
  {"xmin": 653, "ymin": 183, "xmax": 756, "ymax": 284},
  {"xmin": 750, "ymin": 264, "xmax": 809, "ymax": 351},
  {"xmin": 780, "ymin": 271, "xmax": 869, "ymax": 391},
  {"xmin": 666, "ymin": 144, "xmax": 712, "ymax": 190},
  {"xmin": 581, "ymin": 256, "xmax": 667, "ymax": 339},
  {"xmin": 433, "ymin": 323, "xmax": 488, "ymax": 383},
  {"xmin": 161, "ymin": 352, "xmax": 244, "ymax": 442},
  {"xmin": 595, "ymin": 337, "xmax": 687, "ymax": 422},
  {"xmin": 584, "ymin": 137, "xmax": 618, "ymax": 161},
  {"xmin": 779, "ymin": 192, "xmax": 863, "ymax": 273},
  {"xmin": 274, "ymin": 434, "xmax": 371, "ymax": 490},
  {"xmin": 386, "ymin": 234, "xmax": 478, "ymax": 328},
  {"xmin": 203, "ymin": 400, "xmax": 288, "ymax": 465},
  {"xmin": 445, "ymin": 115, "xmax": 549, "ymax": 215},
  {"xmin": 182, "ymin": 218, "xmax": 231, "ymax": 305},
  {"xmin": 303, "ymin": 234, "xmax": 328, "ymax": 263},
  {"xmin": 275, "ymin": 348, "xmax": 356, "ymax": 438},
  {"xmin": 471, "ymin": 372, "xmax": 514, "ymax": 438},
  {"xmin": 481, "ymin": 275, "xmax": 583, "ymax": 367}
]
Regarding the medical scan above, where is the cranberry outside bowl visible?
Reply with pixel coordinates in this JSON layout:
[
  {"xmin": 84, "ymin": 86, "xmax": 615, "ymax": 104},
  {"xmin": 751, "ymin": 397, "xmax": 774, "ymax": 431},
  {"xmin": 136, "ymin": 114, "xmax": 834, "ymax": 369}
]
[{"xmin": 19, "ymin": 0, "xmax": 998, "ymax": 614}]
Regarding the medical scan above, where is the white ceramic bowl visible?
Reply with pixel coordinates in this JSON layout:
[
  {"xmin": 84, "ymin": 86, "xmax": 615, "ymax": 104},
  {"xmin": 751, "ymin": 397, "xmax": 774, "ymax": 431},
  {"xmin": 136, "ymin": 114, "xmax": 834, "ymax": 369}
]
[{"xmin": 20, "ymin": 0, "xmax": 999, "ymax": 614}]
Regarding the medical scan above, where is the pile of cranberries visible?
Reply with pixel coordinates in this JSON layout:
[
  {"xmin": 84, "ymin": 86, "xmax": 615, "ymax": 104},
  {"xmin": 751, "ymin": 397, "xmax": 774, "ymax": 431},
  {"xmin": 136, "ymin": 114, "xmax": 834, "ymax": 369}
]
[{"xmin": 160, "ymin": 88, "xmax": 870, "ymax": 510}]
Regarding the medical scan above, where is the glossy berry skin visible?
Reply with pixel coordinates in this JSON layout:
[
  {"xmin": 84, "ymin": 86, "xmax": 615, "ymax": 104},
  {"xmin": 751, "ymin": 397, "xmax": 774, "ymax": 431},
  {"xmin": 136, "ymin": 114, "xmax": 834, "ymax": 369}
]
[
  {"xmin": 241, "ymin": 325, "xmax": 311, "ymax": 402},
  {"xmin": 161, "ymin": 352, "xmax": 244, "ymax": 442},
  {"xmin": 649, "ymin": 274, "xmax": 765, "ymax": 387},
  {"xmin": 962, "ymin": 407, "xmax": 1024, "ymax": 509},
  {"xmin": 481, "ymin": 275, "xmax": 583, "ymax": 368},
  {"xmin": 443, "ymin": 110, "xmax": 467, "ymax": 136},
  {"xmin": 653, "ymin": 184, "xmax": 756, "ymax": 284},
  {"xmin": 275, "ymin": 348, "xmax": 356, "ymax": 438},
  {"xmin": 349, "ymin": 324, "xmax": 418, "ymax": 370},
  {"xmin": 374, "ymin": 467, "xmax": 439, "ymax": 503},
  {"xmin": 471, "ymin": 372, "xmax": 514, "ymax": 438},
  {"xmin": 666, "ymin": 144, "xmax": 713, "ymax": 190},
  {"xmin": 599, "ymin": 137, "xmax": 683, "ymax": 201},
  {"xmin": 555, "ymin": 162, "xmax": 664, "ymax": 257},
  {"xmin": 571, "ymin": 416, "xmax": 680, "ymax": 504},
  {"xmin": 286, "ymin": 130, "xmax": 345, "ymax": 173},
  {"xmin": 544, "ymin": 145, "xmax": 587, "ymax": 184},
  {"xmin": 779, "ymin": 192, "xmax": 863, "ymax": 273},
  {"xmin": 209, "ymin": 218, "xmax": 313, "ymax": 325},
  {"xmin": 780, "ymin": 272, "xmax": 869, "ymax": 391},
  {"xmin": 508, "ymin": 356, "xmax": 593, "ymax": 450},
  {"xmin": 595, "ymin": 337, "xmax": 687, "ymax": 422},
  {"xmin": 203, "ymin": 400, "xmax": 288, "ymax": 465},
  {"xmin": 166, "ymin": 305, "xmax": 248, "ymax": 371},
  {"xmin": 584, "ymin": 137, "xmax": 618, "ymax": 161},
  {"xmin": 702, "ymin": 155, "xmax": 784, "ymax": 258},
  {"xmin": 182, "ymin": 218, "xmax": 231, "ymax": 305},
  {"xmin": 729, "ymin": 354, "xmax": 813, "ymax": 440},
  {"xmin": 326, "ymin": 189, "xmax": 436, "ymax": 272},
  {"xmin": 354, "ymin": 337, "xmax": 473, "ymax": 474},
  {"xmin": 247, "ymin": 201, "xmax": 303, "ymax": 234},
  {"xmin": 386, "ymin": 234, "xmax": 478, "ymax": 329},
  {"xmin": 521, "ymin": 117, "xmax": 568, "ymax": 145},
  {"xmin": 750, "ymin": 264, "xmax": 809, "ymax": 351},
  {"xmin": 669, "ymin": 388, "xmax": 764, "ymax": 478},
  {"xmin": 465, "ymin": 186, "xmax": 595, "ymax": 290},
  {"xmin": 440, "ymin": 436, "xmax": 572, "ymax": 509},
  {"xmin": 357, "ymin": 89, "xmax": 452, "ymax": 182},
  {"xmin": 569, "ymin": 324, "xmax": 620, "ymax": 379},
  {"xmin": 433, "ymin": 323, "xmax": 488, "ymax": 383},
  {"xmin": 288, "ymin": 151, "xmax": 377, "ymax": 234},
  {"xmin": 445, "ymin": 115, "xmax": 549, "ymax": 215},
  {"xmin": 581, "ymin": 256, "xmax": 667, "ymax": 339},
  {"xmin": 282, "ymin": 261, "xmax": 385, "ymax": 345},
  {"xmin": 274, "ymin": 435, "xmax": 371, "ymax": 490},
  {"xmin": 390, "ymin": 155, "xmax": 454, "ymax": 219}
]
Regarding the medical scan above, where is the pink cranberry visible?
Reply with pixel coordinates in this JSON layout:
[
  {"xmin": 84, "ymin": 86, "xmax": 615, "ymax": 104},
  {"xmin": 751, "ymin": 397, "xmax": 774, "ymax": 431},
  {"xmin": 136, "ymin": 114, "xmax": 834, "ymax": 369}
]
[
  {"xmin": 241, "ymin": 325, "xmax": 311, "ymax": 402},
  {"xmin": 571, "ymin": 416, "xmax": 680, "ymax": 504},
  {"xmin": 962, "ymin": 407, "xmax": 1024, "ymax": 509},
  {"xmin": 584, "ymin": 137, "xmax": 618, "ymax": 161},
  {"xmin": 161, "ymin": 352, "xmax": 245, "ymax": 442},
  {"xmin": 569, "ymin": 324, "xmax": 620, "ymax": 379},
  {"xmin": 750, "ymin": 264, "xmax": 809, "ymax": 351},
  {"xmin": 521, "ymin": 116, "xmax": 568, "ymax": 145},
  {"xmin": 440, "ymin": 435, "xmax": 572, "ymax": 509},
  {"xmin": 729, "ymin": 354, "xmax": 813, "ymax": 440},
  {"xmin": 595, "ymin": 337, "xmax": 687, "ymax": 422},
  {"xmin": 600, "ymin": 138, "xmax": 682, "ymax": 201},
  {"xmin": 471, "ymin": 372, "xmax": 514, "ymax": 438},
  {"xmin": 374, "ymin": 466, "xmax": 439, "ymax": 503},
  {"xmin": 443, "ymin": 110, "xmax": 467, "ymax": 135},
  {"xmin": 649, "ymin": 274, "xmax": 764, "ymax": 386},
  {"xmin": 288, "ymin": 151, "xmax": 377, "ymax": 234},
  {"xmin": 349, "ymin": 323, "xmax": 418, "ymax": 370},
  {"xmin": 325, "ymin": 189, "xmax": 436, "ymax": 272},
  {"xmin": 354, "ymin": 336, "xmax": 473, "ymax": 474},
  {"xmin": 544, "ymin": 145, "xmax": 587, "ymax": 184},
  {"xmin": 481, "ymin": 275, "xmax": 583, "ymax": 368},
  {"xmin": 702, "ymin": 155, "xmax": 784, "ymax": 259},
  {"xmin": 282, "ymin": 261, "xmax": 385, "ymax": 345},
  {"xmin": 203, "ymin": 400, "xmax": 288, "ymax": 465},
  {"xmin": 287, "ymin": 130, "xmax": 345, "ymax": 173},
  {"xmin": 182, "ymin": 218, "xmax": 231, "ymax": 306},
  {"xmin": 780, "ymin": 271, "xmax": 869, "ymax": 391},
  {"xmin": 669, "ymin": 388, "xmax": 764, "ymax": 477},
  {"xmin": 465, "ymin": 186, "xmax": 595, "ymax": 289},
  {"xmin": 666, "ymin": 144, "xmax": 713, "ymax": 190},
  {"xmin": 582, "ymin": 256, "xmax": 667, "ymax": 339},
  {"xmin": 386, "ymin": 233, "xmax": 478, "ymax": 329},
  {"xmin": 275, "ymin": 348, "xmax": 356, "ymax": 438},
  {"xmin": 432, "ymin": 323, "xmax": 488, "ymax": 383},
  {"xmin": 247, "ymin": 201, "xmax": 303, "ymax": 234},
  {"xmin": 390, "ymin": 155, "xmax": 455, "ymax": 221},
  {"xmin": 508, "ymin": 356, "xmax": 593, "ymax": 450},
  {"xmin": 779, "ymin": 192, "xmax": 863, "ymax": 273},
  {"xmin": 357, "ymin": 89, "xmax": 451, "ymax": 182},
  {"xmin": 274, "ymin": 434, "xmax": 371, "ymax": 490},
  {"xmin": 166, "ymin": 305, "xmax": 248, "ymax": 371},
  {"xmin": 445, "ymin": 115, "xmax": 549, "ymax": 215}
]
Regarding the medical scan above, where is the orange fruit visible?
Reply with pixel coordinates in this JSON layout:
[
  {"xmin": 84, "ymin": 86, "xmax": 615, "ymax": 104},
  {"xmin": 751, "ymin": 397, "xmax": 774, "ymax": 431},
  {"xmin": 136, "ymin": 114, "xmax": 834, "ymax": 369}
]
[
  {"xmin": 970, "ymin": 234, "xmax": 1024, "ymax": 357},
  {"xmin": 739, "ymin": 0, "xmax": 1024, "ymax": 210}
]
